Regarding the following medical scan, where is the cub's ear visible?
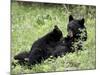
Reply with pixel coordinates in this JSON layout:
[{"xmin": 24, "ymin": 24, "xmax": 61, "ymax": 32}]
[
  {"xmin": 69, "ymin": 15, "xmax": 73, "ymax": 22},
  {"xmin": 80, "ymin": 18, "xmax": 85, "ymax": 25}
]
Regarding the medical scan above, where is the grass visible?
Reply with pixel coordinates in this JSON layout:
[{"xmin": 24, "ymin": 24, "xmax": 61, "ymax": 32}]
[{"xmin": 11, "ymin": 1, "xmax": 96, "ymax": 74}]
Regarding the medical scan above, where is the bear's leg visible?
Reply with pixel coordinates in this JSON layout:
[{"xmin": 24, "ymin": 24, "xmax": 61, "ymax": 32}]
[{"xmin": 14, "ymin": 51, "xmax": 29, "ymax": 61}]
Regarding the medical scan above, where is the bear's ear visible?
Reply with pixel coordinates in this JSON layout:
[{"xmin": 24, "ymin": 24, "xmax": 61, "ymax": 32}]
[
  {"xmin": 53, "ymin": 25, "xmax": 58, "ymax": 31},
  {"xmin": 80, "ymin": 18, "xmax": 85, "ymax": 25},
  {"xmin": 54, "ymin": 25, "xmax": 58, "ymax": 29},
  {"xmin": 69, "ymin": 15, "xmax": 73, "ymax": 22}
]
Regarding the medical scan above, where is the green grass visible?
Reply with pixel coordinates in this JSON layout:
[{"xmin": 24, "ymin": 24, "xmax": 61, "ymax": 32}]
[{"xmin": 11, "ymin": 1, "xmax": 96, "ymax": 74}]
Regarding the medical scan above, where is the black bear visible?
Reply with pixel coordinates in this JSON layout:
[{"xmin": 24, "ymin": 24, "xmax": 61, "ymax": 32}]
[
  {"xmin": 14, "ymin": 25, "xmax": 63, "ymax": 65},
  {"xmin": 14, "ymin": 15, "xmax": 87, "ymax": 65},
  {"xmin": 51, "ymin": 15, "xmax": 87, "ymax": 57},
  {"xmin": 67, "ymin": 15, "xmax": 87, "ymax": 51}
]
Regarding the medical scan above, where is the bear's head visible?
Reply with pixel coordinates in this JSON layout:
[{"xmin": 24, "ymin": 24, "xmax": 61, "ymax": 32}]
[
  {"xmin": 50, "ymin": 25, "xmax": 63, "ymax": 42},
  {"xmin": 67, "ymin": 15, "xmax": 87, "ymax": 41}
]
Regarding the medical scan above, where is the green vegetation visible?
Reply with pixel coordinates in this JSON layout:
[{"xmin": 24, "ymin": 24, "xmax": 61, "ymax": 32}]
[{"xmin": 11, "ymin": 1, "xmax": 96, "ymax": 74}]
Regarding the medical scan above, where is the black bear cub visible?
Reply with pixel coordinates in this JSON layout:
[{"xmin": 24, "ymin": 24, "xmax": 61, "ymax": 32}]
[
  {"xmin": 14, "ymin": 15, "xmax": 87, "ymax": 65},
  {"xmin": 14, "ymin": 25, "xmax": 63, "ymax": 65}
]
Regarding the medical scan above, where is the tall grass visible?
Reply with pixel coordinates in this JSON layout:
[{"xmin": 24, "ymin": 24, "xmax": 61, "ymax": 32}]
[{"xmin": 11, "ymin": 1, "xmax": 96, "ymax": 74}]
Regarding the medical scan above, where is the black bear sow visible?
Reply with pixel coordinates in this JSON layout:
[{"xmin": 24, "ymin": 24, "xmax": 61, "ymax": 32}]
[
  {"xmin": 67, "ymin": 15, "xmax": 87, "ymax": 50},
  {"xmin": 28, "ymin": 25, "xmax": 63, "ymax": 65},
  {"xmin": 14, "ymin": 25, "xmax": 63, "ymax": 65}
]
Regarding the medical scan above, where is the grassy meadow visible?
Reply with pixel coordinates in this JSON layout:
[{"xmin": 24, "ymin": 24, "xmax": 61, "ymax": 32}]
[{"xmin": 11, "ymin": 1, "xmax": 96, "ymax": 74}]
